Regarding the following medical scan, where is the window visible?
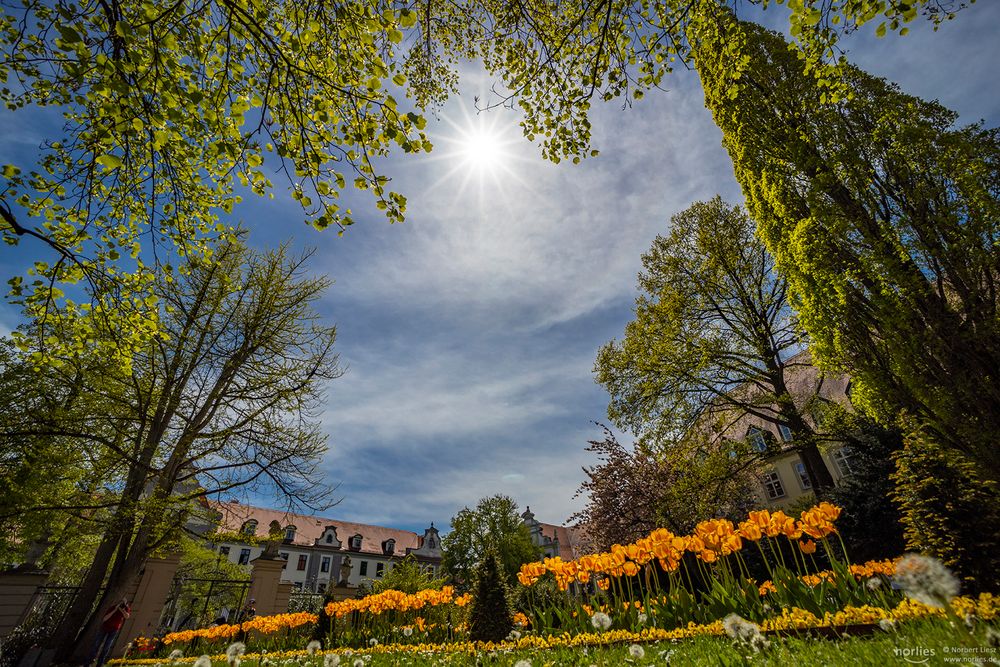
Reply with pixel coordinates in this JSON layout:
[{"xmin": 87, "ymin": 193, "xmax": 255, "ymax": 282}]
[
  {"xmin": 284, "ymin": 525, "xmax": 296, "ymax": 541},
  {"xmin": 321, "ymin": 556, "xmax": 331, "ymax": 573},
  {"xmin": 325, "ymin": 534, "xmax": 333, "ymax": 544},
  {"xmin": 778, "ymin": 424, "xmax": 793, "ymax": 442},
  {"xmin": 428, "ymin": 537, "xmax": 437, "ymax": 549},
  {"xmin": 762, "ymin": 471, "xmax": 785, "ymax": 499},
  {"xmin": 747, "ymin": 427, "xmax": 768, "ymax": 453},
  {"xmin": 833, "ymin": 447, "xmax": 858, "ymax": 477},
  {"xmin": 794, "ymin": 462, "xmax": 812, "ymax": 490},
  {"xmin": 219, "ymin": 546, "xmax": 231, "ymax": 558},
  {"xmin": 359, "ymin": 561, "xmax": 368, "ymax": 576},
  {"xmin": 279, "ymin": 552, "xmax": 288, "ymax": 569},
  {"xmin": 376, "ymin": 562, "xmax": 384, "ymax": 577},
  {"xmin": 240, "ymin": 520, "xmax": 258, "ymax": 536},
  {"xmin": 238, "ymin": 548, "xmax": 251, "ymax": 565},
  {"xmin": 297, "ymin": 554, "xmax": 308, "ymax": 571},
  {"xmin": 349, "ymin": 535, "xmax": 363, "ymax": 551},
  {"xmin": 382, "ymin": 539, "xmax": 395, "ymax": 555}
]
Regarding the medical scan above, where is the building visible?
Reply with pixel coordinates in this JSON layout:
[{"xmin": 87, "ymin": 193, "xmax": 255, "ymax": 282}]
[
  {"xmin": 707, "ymin": 354, "xmax": 861, "ymax": 509},
  {"xmin": 520, "ymin": 507, "xmax": 590, "ymax": 560},
  {"xmin": 207, "ymin": 501, "xmax": 442, "ymax": 591}
]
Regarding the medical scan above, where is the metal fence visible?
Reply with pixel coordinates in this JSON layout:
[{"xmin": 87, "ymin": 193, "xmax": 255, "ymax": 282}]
[
  {"xmin": 287, "ymin": 591, "xmax": 326, "ymax": 614},
  {"xmin": 0, "ymin": 585, "xmax": 98, "ymax": 667}
]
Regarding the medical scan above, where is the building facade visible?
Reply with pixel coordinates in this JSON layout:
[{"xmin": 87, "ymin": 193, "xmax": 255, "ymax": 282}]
[
  {"xmin": 208, "ymin": 501, "xmax": 442, "ymax": 592},
  {"xmin": 712, "ymin": 355, "xmax": 861, "ymax": 509}
]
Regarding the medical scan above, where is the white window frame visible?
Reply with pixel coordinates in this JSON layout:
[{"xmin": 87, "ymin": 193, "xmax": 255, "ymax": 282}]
[
  {"xmin": 762, "ymin": 470, "xmax": 786, "ymax": 499},
  {"xmin": 320, "ymin": 556, "xmax": 331, "ymax": 573},
  {"xmin": 778, "ymin": 424, "xmax": 793, "ymax": 442},
  {"xmin": 833, "ymin": 447, "xmax": 857, "ymax": 477},
  {"xmin": 794, "ymin": 461, "xmax": 812, "ymax": 490},
  {"xmin": 747, "ymin": 427, "xmax": 768, "ymax": 453}
]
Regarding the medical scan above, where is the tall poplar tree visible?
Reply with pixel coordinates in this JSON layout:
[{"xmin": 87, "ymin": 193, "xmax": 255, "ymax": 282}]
[{"xmin": 690, "ymin": 11, "xmax": 1000, "ymax": 483}]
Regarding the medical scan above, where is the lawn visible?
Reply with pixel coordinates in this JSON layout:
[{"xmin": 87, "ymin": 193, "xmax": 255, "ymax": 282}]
[{"xmin": 117, "ymin": 618, "xmax": 999, "ymax": 666}]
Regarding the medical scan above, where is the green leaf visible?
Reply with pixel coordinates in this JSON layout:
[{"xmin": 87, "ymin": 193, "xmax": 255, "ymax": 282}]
[{"xmin": 96, "ymin": 155, "xmax": 124, "ymax": 170}]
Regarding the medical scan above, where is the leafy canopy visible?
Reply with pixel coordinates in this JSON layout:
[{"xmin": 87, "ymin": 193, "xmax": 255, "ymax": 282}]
[{"xmin": 441, "ymin": 494, "xmax": 540, "ymax": 589}]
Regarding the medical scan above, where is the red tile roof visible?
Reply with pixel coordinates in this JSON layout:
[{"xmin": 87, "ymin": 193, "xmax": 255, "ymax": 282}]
[
  {"xmin": 210, "ymin": 501, "xmax": 425, "ymax": 557},
  {"xmin": 537, "ymin": 522, "xmax": 590, "ymax": 560}
]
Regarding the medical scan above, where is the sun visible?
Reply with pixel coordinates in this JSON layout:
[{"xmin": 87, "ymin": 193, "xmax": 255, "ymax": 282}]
[{"xmin": 458, "ymin": 128, "xmax": 506, "ymax": 171}]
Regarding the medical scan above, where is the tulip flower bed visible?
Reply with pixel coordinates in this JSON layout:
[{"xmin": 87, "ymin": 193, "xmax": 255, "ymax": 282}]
[{"xmin": 138, "ymin": 503, "xmax": 998, "ymax": 664}]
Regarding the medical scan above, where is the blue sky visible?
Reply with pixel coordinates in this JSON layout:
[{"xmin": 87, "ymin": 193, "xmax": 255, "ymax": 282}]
[{"xmin": 3, "ymin": 5, "xmax": 1000, "ymax": 535}]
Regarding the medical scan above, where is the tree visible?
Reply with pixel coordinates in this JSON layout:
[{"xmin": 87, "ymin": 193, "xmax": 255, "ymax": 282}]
[
  {"xmin": 690, "ymin": 12, "xmax": 1000, "ymax": 483},
  {"xmin": 821, "ymin": 408, "xmax": 906, "ymax": 563},
  {"xmin": 0, "ymin": 0, "xmax": 439, "ymax": 366},
  {"xmin": 0, "ymin": 1, "xmax": 977, "ymax": 370},
  {"xmin": 467, "ymin": 550, "xmax": 514, "ymax": 643},
  {"xmin": 571, "ymin": 425, "xmax": 757, "ymax": 551},
  {"xmin": 595, "ymin": 197, "xmax": 835, "ymax": 493},
  {"xmin": 371, "ymin": 555, "xmax": 447, "ymax": 594},
  {"xmin": 441, "ymin": 495, "xmax": 540, "ymax": 589},
  {"xmin": 3, "ymin": 236, "xmax": 342, "ymax": 662}
]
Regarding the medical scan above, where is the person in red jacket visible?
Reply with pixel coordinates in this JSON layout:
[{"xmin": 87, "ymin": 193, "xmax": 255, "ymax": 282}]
[{"xmin": 89, "ymin": 598, "xmax": 131, "ymax": 667}]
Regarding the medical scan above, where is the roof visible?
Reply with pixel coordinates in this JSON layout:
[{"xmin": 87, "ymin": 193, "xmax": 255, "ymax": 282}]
[
  {"xmin": 209, "ymin": 501, "xmax": 425, "ymax": 557},
  {"xmin": 537, "ymin": 521, "xmax": 591, "ymax": 561}
]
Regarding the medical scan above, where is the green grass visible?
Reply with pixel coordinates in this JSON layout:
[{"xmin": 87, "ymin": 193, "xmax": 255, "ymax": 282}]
[{"xmin": 129, "ymin": 618, "xmax": 999, "ymax": 666}]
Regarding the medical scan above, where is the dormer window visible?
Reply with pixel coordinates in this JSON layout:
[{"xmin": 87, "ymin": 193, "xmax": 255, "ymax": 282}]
[
  {"xmin": 428, "ymin": 537, "xmax": 436, "ymax": 549},
  {"xmin": 777, "ymin": 424, "xmax": 793, "ymax": 442},
  {"xmin": 349, "ymin": 534, "xmax": 362, "ymax": 551},
  {"xmin": 284, "ymin": 525, "xmax": 297, "ymax": 542},
  {"xmin": 747, "ymin": 427, "xmax": 768, "ymax": 453},
  {"xmin": 325, "ymin": 534, "xmax": 333, "ymax": 544},
  {"xmin": 382, "ymin": 539, "xmax": 395, "ymax": 555},
  {"xmin": 240, "ymin": 519, "xmax": 258, "ymax": 536}
]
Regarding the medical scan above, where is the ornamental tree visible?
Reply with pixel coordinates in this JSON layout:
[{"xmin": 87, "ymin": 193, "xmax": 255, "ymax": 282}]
[
  {"xmin": 690, "ymin": 12, "xmax": 1000, "ymax": 483},
  {"xmin": 595, "ymin": 197, "xmax": 836, "ymax": 493}
]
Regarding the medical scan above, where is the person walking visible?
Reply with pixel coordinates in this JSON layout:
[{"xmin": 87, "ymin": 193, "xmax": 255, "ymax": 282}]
[{"xmin": 90, "ymin": 598, "xmax": 131, "ymax": 667}]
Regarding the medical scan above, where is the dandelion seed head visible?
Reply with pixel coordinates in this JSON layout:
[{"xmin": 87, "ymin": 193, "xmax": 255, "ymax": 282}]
[
  {"xmin": 306, "ymin": 640, "xmax": 322, "ymax": 656},
  {"xmin": 590, "ymin": 611, "xmax": 612, "ymax": 631},
  {"xmin": 722, "ymin": 613, "xmax": 759, "ymax": 643},
  {"xmin": 894, "ymin": 553, "xmax": 960, "ymax": 608},
  {"xmin": 226, "ymin": 643, "xmax": 246, "ymax": 659},
  {"xmin": 628, "ymin": 644, "xmax": 645, "ymax": 659},
  {"xmin": 168, "ymin": 650, "xmax": 184, "ymax": 661},
  {"xmin": 194, "ymin": 656, "xmax": 212, "ymax": 667},
  {"xmin": 878, "ymin": 618, "xmax": 896, "ymax": 632},
  {"xmin": 866, "ymin": 577, "xmax": 882, "ymax": 590},
  {"xmin": 513, "ymin": 660, "xmax": 532, "ymax": 667},
  {"xmin": 323, "ymin": 655, "xmax": 340, "ymax": 667},
  {"xmin": 637, "ymin": 613, "xmax": 647, "ymax": 624}
]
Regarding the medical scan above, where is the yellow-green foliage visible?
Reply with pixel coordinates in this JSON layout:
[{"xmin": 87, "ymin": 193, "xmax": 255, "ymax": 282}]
[{"xmin": 690, "ymin": 10, "xmax": 1000, "ymax": 484}]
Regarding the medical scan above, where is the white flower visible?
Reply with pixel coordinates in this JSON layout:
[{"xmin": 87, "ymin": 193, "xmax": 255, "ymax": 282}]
[
  {"xmin": 368, "ymin": 638, "xmax": 378, "ymax": 646},
  {"xmin": 306, "ymin": 641, "xmax": 322, "ymax": 656},
  {"xmin": 323, "ymin": 655, "xmax": 340, "ymax": 667},
  {"xmin": 194, "ymin": 656, "xmax": 212, "ymax": 667},
  {"xmin": 722, "ymin": 614, "xmax": 769, "ymax": 652},
  {"xmin": 403, "ymin": 626, "xmax": 413, "ymax": 637},
  {"xmin": 722, "ymin": 614, "xmax": 757, "ymax": 642},
  {"xmin": 226, "ymin": 643, "xmax": 246, "ymax": 660},
  {"xmin": 658, "ymin": 649, "xmax": 675, "ymax": 662},
  {"xmin": 894, "ymin": 553, "xmax": 960, "ymax": 608},
  {"xmin": 590, "ymin": 611, "xmax": 612, "ymax": 631},
  {"xmin": 878, "ymin": 618, "xmax": 896, "ymax": 632},
  {"xmin": 168, "ymin": 650, "xmax": 184, "ymax": 661},
  {"xmin": 866, "ymin": 577, "xmax": 882, "ymax": 591},
  {"xmin": 507, "ymin": 630, "xmax": 522, "ymax": 641},
  {"xmin": 352, "ymin": 660, "xmax": 364, "ymax": 667},
  {"xmin": 628, "ymin": 644, "xmax": 645, "ymax": 659},
  {"xmin": 514, "ymin": 661, "xmax": 532, "ymax": 667},
  {"xmin": 636, "ymin": 613, "xmax": 647, "ymax": 625}
]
